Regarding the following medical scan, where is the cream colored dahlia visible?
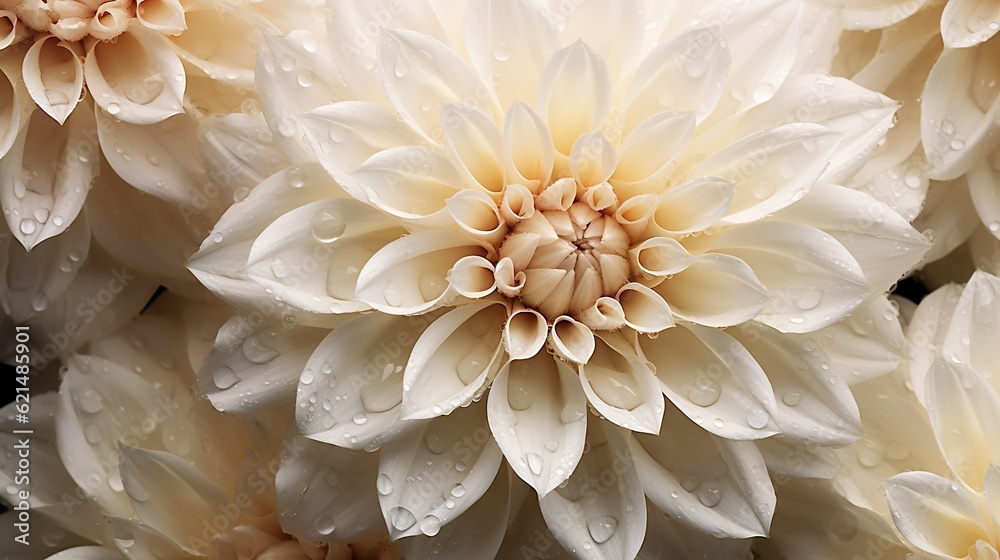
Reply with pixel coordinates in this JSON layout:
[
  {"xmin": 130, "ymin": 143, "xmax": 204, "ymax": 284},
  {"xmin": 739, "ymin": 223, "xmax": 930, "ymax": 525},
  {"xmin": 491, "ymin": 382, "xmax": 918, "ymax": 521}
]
[
  {"xmin": 189, "ymin": 0, "xmax": 932, "ymax": 557},
  {"xmin": 0, "ymin": 294, "xmax": 403, "ymax": 560}
]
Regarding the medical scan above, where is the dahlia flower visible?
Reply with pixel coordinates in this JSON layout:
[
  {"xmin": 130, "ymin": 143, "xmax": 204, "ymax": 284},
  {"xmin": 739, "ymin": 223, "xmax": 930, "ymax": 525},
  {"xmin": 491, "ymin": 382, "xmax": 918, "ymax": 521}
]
[
  {"xmin": 1, "ymin": 293, "xmax": 403, "ymax": 559},
  {"xmin": 185, "ymin": 1, "xmax": 936, "ymax": 556},
  {"xmin": 0, "ymin": 0, "xmax": 313, "ymax": 251}
]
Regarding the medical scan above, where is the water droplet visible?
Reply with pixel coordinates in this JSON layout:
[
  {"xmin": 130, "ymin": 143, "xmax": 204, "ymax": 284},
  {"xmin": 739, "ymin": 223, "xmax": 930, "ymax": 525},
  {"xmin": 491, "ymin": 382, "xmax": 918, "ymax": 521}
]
[
  {"xmin": 544, "ymin": 440, "xmax": 559, "ymax": 452},
  {"xmin": 698, "ymin": 486, "xmax": 722, "ymax": 507},
  {"xmin": 84, "ymin": 424, "xmax": 103, "ymax": 444},
  {"xmin": 242, "ymin": 336, "xmax": 279, "ymax": 364},
  {"xmin": 384, "ymin": 283, "xmax": 404, "ymax": 307},
  {"xmin": 393, "ymin": 56, "xmax": 409, "ymax": 77},
  {"xmin": 270, "ymin": 257, "xmax": 290, "ymax": 279},
  {"xmin": 752, "ymin": 83, "xmax": 776, "ymax": 104},
  {"xmin": 418, "ymin": 273, "xmax": 445, "ymax": 300},
  {"xmin": 79, "ymin": 389, "xmax": 103, "ymax": 413},
  {"xmin": 688, "ymin": 378, "xmax": 721, "ymax": 407},
  {"xmin": 377, "ymin": 473, "xmax": 393, "ymax": 495},
  {"xmin": 681, "ymin": 474, "xmax": 701, "ymax": 492},
  {"xmin": 389, "ymin": 506, "xmax": 417, "ymax": 531},
  {"xmin": 315, "ymin": 514, "xmax": 336, "ymax": 535},
  {"xmin": 19, "ymin": 218, "xmax": 36, "ymax": 235},
  {"xmin": 32, "ymin": 207, "xmax": 49, "ymax": 223},
  {"xmin": 311, "ymin": 208, "xmax": 346, "ymax": 243},
  {"xmin": 419, "ymin": 514, "xmax": 442, "ymax": 537},
  {"xmin": 353, "ymin": 412, "xmax": 368, "ymax": 425},
  {"xmin": 526, "ymin": 452, "xmax": 543, "ymax": 476},
  {"xmin": 747, "ymin": 407, "xmax": 770, "ymax": 429},
  {"xmin": 782, "ymin": 391, "xmax": 801, "ymax": 407},
  {"xmin": 31, "ymin": 294, "xmax": 48, "ymax": 312},
  {"xmin": 425, "ymin": 431, "xmax": 447, "ymax": 454},
  {"xmin": 213, "ymin": 366, "xmax": 239, "ymax": 389},
  {"xmin": 587, "ymin": 516, "xmax": 618, "ymax": 544},
  {"xmin": 950, "ymin": 138, "xmax": 965, "ymax": 151},
  {"xmin": 107, "ymin": 102, "xmax": 121, "ymax": 115},
  {"xmin": 450, "ymin": 483, "xmax": 466, "ymax": 498},
  {"xmin": 113, "ymin": 526, "xmax": 135, "ymax": 548}
]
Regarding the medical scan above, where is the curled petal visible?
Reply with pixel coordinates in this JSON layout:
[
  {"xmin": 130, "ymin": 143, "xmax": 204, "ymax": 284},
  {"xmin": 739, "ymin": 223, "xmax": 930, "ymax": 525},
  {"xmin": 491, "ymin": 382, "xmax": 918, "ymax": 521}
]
[
  {"xmin": 89, "ymin": 5, "xmax": 131, "ymax": 40},
  {"xmin": 136, "ymin": 0, "xmax": 188, "ymax": 35},
  {"xmin": 648, "ymin": 177, "xmax": 734, "ymax": 236},
  {"xmin": 0, "ymin": 64, "xmax": 20, "ymax": 160},
  {"xmin": 550, "ymin": 315, "xmax": 596, "ymax": 364},
  {"xmin": 0, "ymin": 11, "xmax": 24, "ymax": 50},
  {"xmin": 503, "ymin": 100, "xmax": 554, "ymax": 190},
  {"xmin": 355, "ymin": 231, "xmax": 491, "ymax": 314},
  {"xmin": 537, "ymin": 39, "xmax": 612, "ymax": 154},
  {"xmin": 23, "ymin": 36, "xmax": 82, "ymax": 125},
  {"xmin": 535, "ymin": 177, "xmax": 576, "ymax": 212},
  {"xmin": 942, "ymin": 0, "xmax": 1000, "ymax": 48},
  {"xmin": 570, "ymin": 130, "xmax": 617, "ymax": 188},
  {"xmin": 446, "ymin": 189, "xmax": 508, "ymax": 246},
  {"xmin": 448, "ymin": 255, "xmax": 497, "ymax": 299},
  {"xmin": 616, "ymin": 283, "xmax": 674, "ymax": 333},
  {"xmin": 885, "ymin": 471, "xmax": 990, "ymax": 558},
  {"xmin": 500, "ymin": 183, "xmax": 535, "ymax": 224},
  {"xmin": 577, "ymin": 296, "xmax": 626, "ymax": 331},
  {"xmin": 352, "ymin": 146, "xmax": 463, "ymax": 224},
  {"xmin": 580, "ymin": 339, "xmax": 664, "ymax": 434},
  {"xmin": 582, "ymin": 183, "xmax": 617, "ymax": 213},
  {"xmin": 494, "ymin": 257, "xmax": 526, "ymax": 297},
  {"xmin": 85, "ymin": 27, "xmax": 184, "ymax": 125},
  {"xmin": 628, "ymin": 237, "xmax": 693, "ymax": 279},
  {"xmin": 401, "ymin": 301, "xmax": 507, "ymax": 419},
  {"xmin": 655, "ymin": 253, "xmax": 769, "ymax": 328},
  {"xmin": 442, "ymin": 102, "xmax": 507, "ymax": 197},
  {"xmin": 614, "ymin": 194, "xmax": 655, "ymax": 239},
  {"xmin": 487, "ymin": 352, "xmax": 587, "ymax": 495},
  {"xmin": 504, "ymin": 307, "xmax": 546, "ymax": 360}
]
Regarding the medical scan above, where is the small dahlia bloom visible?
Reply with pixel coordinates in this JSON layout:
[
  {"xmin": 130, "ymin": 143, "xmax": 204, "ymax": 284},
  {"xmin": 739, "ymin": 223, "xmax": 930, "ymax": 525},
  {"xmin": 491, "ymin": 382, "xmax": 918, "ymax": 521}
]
[
  {"xmin": 191, "ymin": 0, "xmax": 931, "ymax": 556},
  {"xmin": 0, "ymin": 294, "xmax": 401, "ymax": 560}
]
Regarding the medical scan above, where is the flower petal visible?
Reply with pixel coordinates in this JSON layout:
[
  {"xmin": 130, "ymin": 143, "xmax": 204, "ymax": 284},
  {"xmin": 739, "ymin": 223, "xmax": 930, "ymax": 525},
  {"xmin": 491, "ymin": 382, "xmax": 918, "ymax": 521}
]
[
  {"xmin": 641, "ymin": 323, "xmax": 780, "ymax": 440},
  {"xmin": 504, "ymin": 307, "xmax": 547, "ymax": 359},
  {"xmin": 922, "ymin": 39, "xmax": 1000, "ymax": 180},
  {"xmin": 351, "ymin": 146, "xmax": 464, "ymax": 224},
  {"xmin": 623, "ymin": 27, "xmax": 730, "ymax": 129},
  {"xmin": 442, "ymin": 102, "xmax": 507, "ymax": 197},
  {"xmin": 0, "ymin": 64, "xmax": 22, "ymax": 161},
  {"xmin": 646, "ymin": 177, "xmax": 735, "ymax": 235},
  {"xmin": 537, "ymin": 39, "xmax": 612, "ymax": 154},
  {"xmin": 22, "ymin": 36, "xmax": 83, "ymax": 125},
  {"xmin": 907, "ymin": 283, "xmax": 964, "ymax": 405},
  {"xmin": 559, "ymin": 0, "xmax": 643, "ymax": 83},
  {"xmin": 925, "ymin": 356, "xmax": 1000, "ymax": 493},
  {"xmin": 401, "ymin": 301, "xmax": 507, "ymax": 419},
  {"xmin": 627, "ymin": 237, "xmax": 693, "ymax": 278},
  {"xmin": 580, "ymin": 338, "xmax": 664, "ymax": 434},
  {"xmin": 969, "ymin": 152, "xmax": 1000, "ymax": 240},
  {"xmin": 539, "ymin": 420, "xmax": 645, "ymax": 560},
  {"xmin": 378, "ymin": 404, "xmax": 503, "ymax": 539},
  {"xmin": 710, "ymin": 222, "xmax": 873, "ymax": 333},
  {"xmin": 730, "ymin": 323, "xmax": 863, "ymax": 445},
  {"xmin": 503, "ymin": 100, "xmax": 555, "ymax": 190},
  {"xmin": 942, "ymin": 0, "xmax": 1000, "ymax": 48},
  {"xmin": 612, "ymin": 110, "xmax": 695, "ymax": 189},
  {"xmin": 197, "ymin": 113, "xmax": 290, "ymax": 195},
  {"xmin": 616, "ymin": 283, "xmax": 675, "ymax": 334},
  {"xmin": 275, "ymin": 436, "xmax": 384, "ymax": 541},
  {"xmin": 570, "ymin": 130, "xmax": 617, "ymax": 188},
  {"xmin": 196, "ymin": 314, "xmax": 328, "ymax": 415},
  {"xmin": 297, "ymin": 313, "xmax": 431, "ymax": 450},
  {"xmin": 629, "ymin": 404, "xmax": 776, "ymax": 538},
  {"xmin": 638, "ymin": 505, "xmax": 753, "ymax": 560},
  {"xmin": 378, "ymin": 28, "xmax": 491, "ymax": 144},
  {"xmin": 838, "ymin": 0, "xmax": 932, "ymax": 30},
  {"xmin": 691, "ymin": 124, "xmax": 840, "ymax": 225},
  {"xmin": 550, "ymin": 315, "xmax": 596, "ymax": 364},
  {"xmin": 886, "ymin": 471, "xmax": 990, "ymax": 558},
  {"xmin": 654, "ymin": 253, "xmax": 769, "ymax": 328},
  {"xmin": 168, "ymin": 5, "xmax": 271, "ymax": 87},
  {"xmin": 943, "ymin": 270, "xmax": 1000, "ymax": 381},
  {"xmin": 136, "ymin": 0, "xmax": 187, "ymax": 35},
  {"xmin": 487, "ymin": 352, "xmax": 587, "ymax": 495},
  {"xmin": 769, "ymin": 183, "xmax": 930, "ymax": 291},
  {"xmin": 84, "ymin": 27, "xmax": 184, "ymax": 125}
]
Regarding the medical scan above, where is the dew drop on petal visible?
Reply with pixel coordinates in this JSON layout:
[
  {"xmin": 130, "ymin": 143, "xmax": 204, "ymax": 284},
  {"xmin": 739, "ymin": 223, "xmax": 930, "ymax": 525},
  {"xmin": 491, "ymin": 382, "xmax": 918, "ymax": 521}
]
[
  {"xmin": 698, "ymin": 486, "xmax": 722, "ymax": 507},
  {"xmin": 352, "ymin": 412, "xmax": 368, "ymax": 425},
  {"xmin": 315, "ymin": 514, "xmax": 336, "ymax": 535},
  {"xmin": 311, "ymin": 209, "xmax": 346, "ymax": 243},
  {"xmin": 389, "ymin": 506, "xmax": 417, "ymax": 531},
  {"xmin": 419, "ymin": 514, "xmax": 442, "ymax": 537},
  {"xmin": 688, "ymin": 378, "xmax": 721, "ymax": 407},
  {"xmin": 242, "ymin": 336, "xmax": 279, "ymax": 364},
  {"xmin": 213, "ymin": 366, "xmax": 239, "ymax": 389},
  {"xmin": 377, "ymin": 473, "xmax": 393, "ymax": 495},
  {"xmin": 424, "ymin": 431, "xmax": 447, "ymax": 454},
  {"xmin": 587, "ymin": 516, "xmax": 618, "ymax": 544},
  {"xmin": 526, "ymin": 452, "xmax": 543, "ymax": 476}
]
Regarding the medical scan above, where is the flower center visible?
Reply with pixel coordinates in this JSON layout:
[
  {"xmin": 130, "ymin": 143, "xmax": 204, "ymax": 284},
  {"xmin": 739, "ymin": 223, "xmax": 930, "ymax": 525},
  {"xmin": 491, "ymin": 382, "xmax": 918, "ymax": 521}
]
[
  {"xmin": 10, "ymin": 0, "xmax": 136, "ymax": 42},
  {"xmin": 498, "ymin": 200, "xmax": 631, "ymax": 320}
]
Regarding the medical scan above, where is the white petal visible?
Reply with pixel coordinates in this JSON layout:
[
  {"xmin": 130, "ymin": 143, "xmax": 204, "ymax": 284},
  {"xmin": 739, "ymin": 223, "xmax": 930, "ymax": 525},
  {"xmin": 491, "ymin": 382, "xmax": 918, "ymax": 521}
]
[
  {"xmin": 354, "ymin": 230, "xmax": 490, "ymax": 314},
  {"xmin": 401, "ymin": 301, "xmax": 507, "ymax": 419},
  {"xmin": 97, "ymin": 110, "xmax": 206, "ymax": 207},
  {"xmin": 448, "ymin": 255, "xmax": 497, "ymax": 298},
  {"xmin": 46, "ymin": 548, "xmax": 125, "ymax": 560},
  {"xmin": 691, "ymin": 124, "xmax": 840, "ymax": 225},
  {"xmin": 647, "ymin": 177, "xmax": 735, "ymax": 235},
  {"xmin": 627, "ymin": 237, "xmax": 693, "ymax": 278},
  {"xmin": 22, "ymin": 36, "xmax": 82, "ymax": 125},
  {"xmin": 196, "ymin": 315, "xmax": 328, "ymax": 415},
  {"xmin": 494, "ymin": 477, "xmax": 571, "ymax": 559},
  {"xmin": 351, "ymin": 146, "xmax": 464, "ymax": 224},
  {"xmin": 986, "ymin": 465, "xmax": 1000, "ymax": 525},
  {"xmin": 0, "ymin": 107, "xmax": 95, "ymax": 249},
  {"xmin": 0, "ymin": 64, "xmax": 21, "ymax": 160},
  {"xmin": 617, "ymin": 283, "xmax": 675, "ymax": 334},
  {"xmin": 629, "ymin": 404, "xmax": 776, "ymax": 538},
  {"xmin": 922, "ymin": 39, "xmax": 1000, "ymax": 180},
  {"xmin": 84, "ymin": 27, "xmax": 184, "ymax": 125},
  {"xmin": 297, "ymin": 313, "xmax": 430, "ymax": 450},
  {"xmin": 577, "ymin": 296, "xmax": 627, "ymax": 331},
  {"xmin": 886, "ymin": 471, "xmax": 990, "ymax": 558},
  {"xmin": 614, "ymin": 194, "xmax": 655, "ymax": 239},
  {"xmin": 398, "ymin": 466, "xmax": 510, "ymax": 559},
  {"xmin": 503, "ymin": 100, "xmax": 555, "ymax": 190},
  {"xmin": 623, "ymin": 27, "xmax": 730, "ymax": 129},
  {"xmin": 197, "ymin": 113, "xmax": 290, "ymax": 195},
  {"xmin": 756, "ymin": 435, "xmax": 839, "ymax": 479},
  {"xmin": 654, "ymin": 253, "xmax": 769, "ymax": 328},
  {"xmin": 612, "ymin": 111, "xmax": 695, "ymax": 188},
  {"xmin": 464, "ymin": 0, "xmax": 560, "ymax": 109},
  {"xmin": 378, "ymin": 404, "xmax": 503, "ymax": 539},
  {"xmin": 0, "ymin": 212, "xmax": 89, "ymax": 323},
  {"xmin": 769, "ymin": 183, "xmax": 930, "ymax": 291},
  {"xmin": 136, "ymin": 0, "xmax": 187, "ymax": 35},
  {"xmin": 730, "ymin": 324, "xmax": 863, "ymax": 445},
  {"xmin": 838, "ymin": 0, "xmax": 932, "ymax": 30},
  {"xmin": 638, "ymin": 506, "xmax": 753, "ymax": 560},
  {"xmin": 378, "ymin": 28, "xmax": 491, "ymax": 144},
  {"xmin": 275, "ymin": 436, "xmax": 384, "ymax": 541},
  {"xmin": 580, "ymin": 338, "xmax": 664, "ymax": 434},
  {"xmin": 969, "ymin": 152, "xmax": 1000, "ymax": 239},
  {"xmin": 537, "ymin": 39, "xmax": 612, "ymax": 154},
  {"xmin": 442, "ymin": 102, "xmax": 507, "ymax": 197},
  {"xmin": 245, "ymin": 197, "xmax": 405, "ymax": 314},
  {"xmin": 558, "ymin": 0, "xmax": 644, "ymax": 83},
  {"xmin": 925, "ymin": 357, "xmax": 1000, "ymax": 492},
  {"xmin": 550, "ymin": 315, "xmax": 596, "ymax": 364},
  {"xmin": 487, "ymin": 352, "xmax": 587, "ymax": 495},
  {"xmin": 504, "ymin": 308, "xmax": 547, "ymax": 359},
  {"xmin": 168, "ymin": 5, "xmax": 271, "ymax": 87},
  {"xmin": 539, "ymin": 420, "xmax": 645, "ymax": 560},
  {"xmin": 118, "ymin": 445, "xmax": 229, "ymax": 554},
  {"xmin": 710, "ymin": 222, "xmax": 872, "ymax": 333},
  {"xmin": 501, "ymin": 183, "xmax": 536, "ymax": 223},
  {"xmin": 793, "ymin": 295, "xmax": 908, "ymax": 385},
  {"xmin": 907, "ymin": 283, "xmax": 964, "ymax": 405},
  {"xmin": 570, "ymin": 130, "xmax": 617, "ymax": 188},
  {"xmin": 446, "ymin": 189, "xmax": 508, "ymax": 246},
  {"xmin": 641, "ymin": 323, "xmax": 780, "ymax": 440},
  {"xmin": 943, "ymin": 271, "xmax": 1000, "ymax": 380},
  {"xmin": 942, "ymin": 0, "xmax": 1000, "ymax": 47}
]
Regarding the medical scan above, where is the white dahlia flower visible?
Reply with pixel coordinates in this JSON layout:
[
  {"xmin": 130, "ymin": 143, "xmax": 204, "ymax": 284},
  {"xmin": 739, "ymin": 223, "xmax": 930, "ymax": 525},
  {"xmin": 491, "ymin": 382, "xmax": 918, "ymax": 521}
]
[
  {"xmin": 189, "ymin": 0, "xmax": 932, "ymax": 557},
  {"xmin": 0, "ymin": 294, "xmax": 403, "ymax": 560}
]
